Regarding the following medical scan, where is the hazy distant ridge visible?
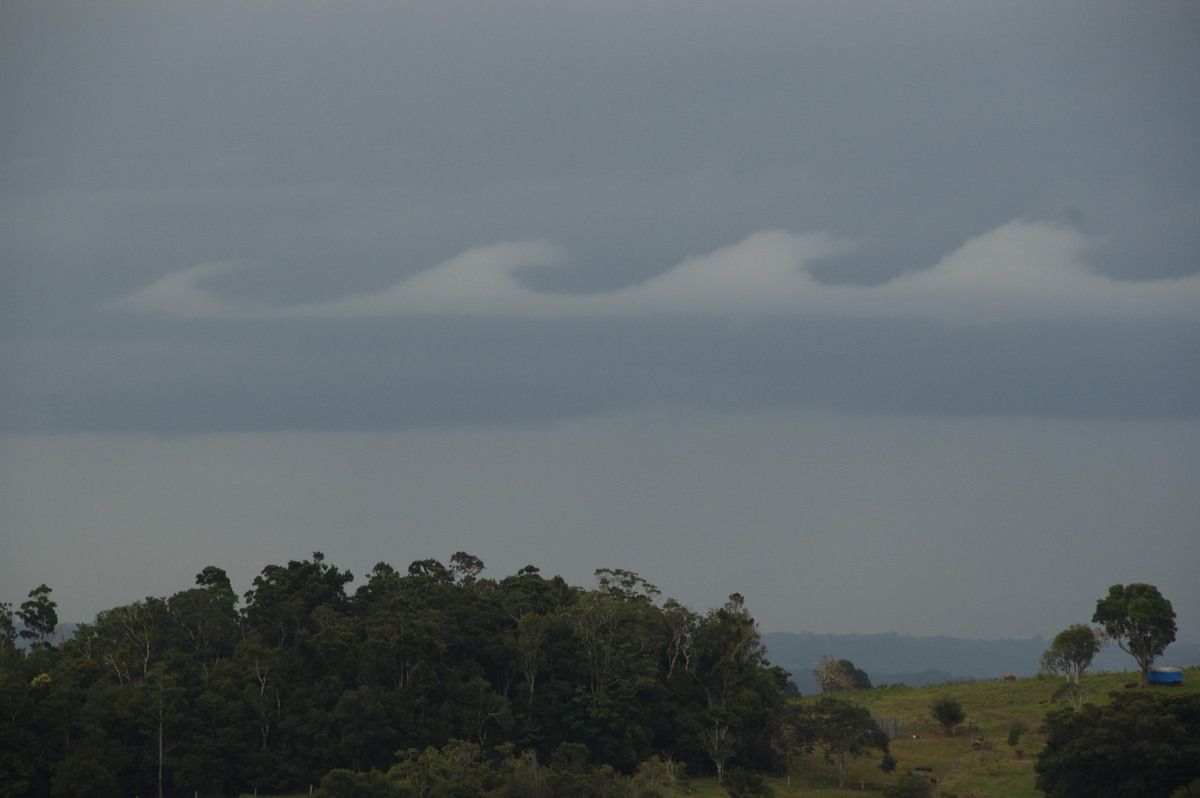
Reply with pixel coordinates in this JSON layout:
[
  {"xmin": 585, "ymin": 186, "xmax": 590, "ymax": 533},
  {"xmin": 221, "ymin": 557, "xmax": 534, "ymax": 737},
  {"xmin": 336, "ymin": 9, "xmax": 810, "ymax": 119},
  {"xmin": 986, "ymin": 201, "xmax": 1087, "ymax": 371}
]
[{"xmin": 764, "ymin": 631, "xmax": 1200, "ymax": 694}]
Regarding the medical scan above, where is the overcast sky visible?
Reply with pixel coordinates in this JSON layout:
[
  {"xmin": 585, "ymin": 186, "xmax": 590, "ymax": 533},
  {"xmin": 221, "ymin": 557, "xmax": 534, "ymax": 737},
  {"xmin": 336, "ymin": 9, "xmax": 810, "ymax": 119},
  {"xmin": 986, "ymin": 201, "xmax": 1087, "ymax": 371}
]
[{"xmin": 2, "ymin": 0, "xmax": 1198, "ymax": 644}]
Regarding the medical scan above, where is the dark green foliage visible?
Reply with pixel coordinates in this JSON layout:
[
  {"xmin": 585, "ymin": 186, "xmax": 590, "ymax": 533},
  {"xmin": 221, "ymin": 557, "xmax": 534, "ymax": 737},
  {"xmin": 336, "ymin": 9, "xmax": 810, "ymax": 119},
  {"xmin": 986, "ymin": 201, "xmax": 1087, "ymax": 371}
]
[
  {"xmin": 1093, "ymin": 583, "xmax": 1177, "ymax": 687},
  {"xmin": 195, "ymin": 565, "xmax": 233, "ymax": 590},
  {"xmin": 0, "ymin": 557, "xmax": 792, "ymax": 797},
  {"xmin": 787, "ymin": 696, "xmax": 890, "ymax": 788},
  {"xmin": 1035, "ymin": 691, "xmax": 1200, "ymax": 798},
  {"xmin": 688, "ymin": 593, "xmax": 781, "ymax": 780},
  {"xmin": 629, "ymin": 756, "xmax": 689, "ymax": 798},
  {"xmin": 929, "ymin": 697, "xmax": 965, "ymax": 736},
  {"xmin": 812, "ymin": 654, "xmax": 871, "ymax": 693},
  {"xmin": 242, "ymin": 551, "xmax": 354, "ymax": 648},
  {"xmin": 721, "ymin": 768, "xmax": 774, "ymax": 798},
  {"xmin": 1050, "ymin": 680, "xmax": 1087, "ymax": 711},
  {"xmin": 839, "ymin": 659, "xmax": 873, "ymax": 690},
  {"xmin": 544, "ymin": 742, "xmax": 627, "ymax": 797},
  {"xmin": 18, "ymin": 585, "xmax": 58, "ymax": 649},
  {"xmin": 1040, "ymin": 624, "xmax": 1104, "ymax": 683},
  {"xmin": 1172, "ymin": 778, "xmax": 1200, "ymax": 798},
  {"xmin": 317, "ymin": 767, "xmax": 402, "ymax": 798},
  {"xmin": 1006, "ymin": 720, "xmax": 1026, "ymax": 747},
  {"xmin": 388, "ymin": 740, "xmax": 499, "ymax": 797},
  {"xmin": 883, "ymin": 772, "xmax": 934, "ymax": 798},
  {"xmin": 0, "ymin": 603, "xmax": 17, "ymax": 650}
]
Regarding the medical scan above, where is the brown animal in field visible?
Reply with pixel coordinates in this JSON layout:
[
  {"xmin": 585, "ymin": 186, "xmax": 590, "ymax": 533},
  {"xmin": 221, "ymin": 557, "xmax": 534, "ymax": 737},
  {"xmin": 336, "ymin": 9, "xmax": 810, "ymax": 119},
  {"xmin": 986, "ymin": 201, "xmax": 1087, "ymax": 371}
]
[
  {"xmin": 1125, "ymin": 682, "xmax": 1139, "ymax": 689},
  {"xmin": 1003, "ymin": 674, "xmax": 1016, "ymax": 681}
]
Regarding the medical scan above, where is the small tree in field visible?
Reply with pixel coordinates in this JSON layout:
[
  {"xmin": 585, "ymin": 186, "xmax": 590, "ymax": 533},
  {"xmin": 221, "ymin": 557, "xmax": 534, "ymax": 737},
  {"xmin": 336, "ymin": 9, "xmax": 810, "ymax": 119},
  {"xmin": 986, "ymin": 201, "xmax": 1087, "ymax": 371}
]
[
  {"xmin": 700, "ymin": 722, "xmax": 735, "ymax": 784},
  {"xmin": 789, "ymin": 697, "xmax": 890, "ymax": 788},
  {"xmin": 813, "ymin": 654, "xmax": 872, "ymax": 693},
  {"xmin": 1041, "ymin": 624, "xmax": 1105, "ymax": 683},
  {"xmin": 1007, "ymin": 721, "xmax": 1027, "ymax": 747},
  {"xmin": 930, "ymin": 697, "xmax": 965, "ymax": 737},
  {"xmin": 1051, "ymin": 680, "xmax": 1087, "ymax": 712}
]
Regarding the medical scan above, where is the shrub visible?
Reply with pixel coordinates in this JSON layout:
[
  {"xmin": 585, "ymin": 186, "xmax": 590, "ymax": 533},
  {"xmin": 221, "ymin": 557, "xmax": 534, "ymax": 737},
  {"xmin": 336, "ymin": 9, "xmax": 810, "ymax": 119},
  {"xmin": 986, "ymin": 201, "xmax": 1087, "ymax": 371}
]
[
  {"xmin": 882, "ymin": 772, "xmax": 934, "ymax": 798},
  {"xmin": 1007, "ymin": 721, "xmax": 1027, "ymax": 747},
  {"xmin": 929, "ymin": 697, "xmax": 965, "ymax": 736},
  {"xmin": 722, "ymin": 769, "xmax": 775, "ymax": 798},
  {"xmin": 315, "ymin": 768, "xmax": 399, "ymax": 798},
  {"xmin": 1172, "ymin": 778, "xmax": 1200, "ymax": 798}
]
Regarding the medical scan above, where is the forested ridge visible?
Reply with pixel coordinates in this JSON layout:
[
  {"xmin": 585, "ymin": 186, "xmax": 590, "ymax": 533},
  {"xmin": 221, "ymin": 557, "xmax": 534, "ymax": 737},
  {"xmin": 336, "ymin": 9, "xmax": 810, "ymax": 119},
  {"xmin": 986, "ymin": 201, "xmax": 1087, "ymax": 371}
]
[{"xmin": 1, "ymin": 553, "xmax": 797, "ymax": 797}]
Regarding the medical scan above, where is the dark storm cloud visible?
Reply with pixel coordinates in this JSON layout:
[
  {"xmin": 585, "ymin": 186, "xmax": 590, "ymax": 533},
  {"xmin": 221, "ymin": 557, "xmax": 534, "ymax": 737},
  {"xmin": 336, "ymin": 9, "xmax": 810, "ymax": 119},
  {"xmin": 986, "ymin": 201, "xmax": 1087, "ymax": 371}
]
[
  {"xmin": 4, "ymin": 0, "xmax": 1198, "ymax": 334},
  {"xmin": 5, "ymin": 316, "xmax": 1198, "ymax": 434}
]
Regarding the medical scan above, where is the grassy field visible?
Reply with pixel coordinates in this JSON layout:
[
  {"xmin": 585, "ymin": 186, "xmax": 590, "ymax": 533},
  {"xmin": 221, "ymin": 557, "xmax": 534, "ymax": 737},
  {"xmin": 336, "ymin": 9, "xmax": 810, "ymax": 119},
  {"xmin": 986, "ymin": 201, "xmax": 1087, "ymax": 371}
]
[
  {"xmin": 249, "ymin": 665, "xmax": 1200, "ymax": 798},
  {"xmin": 806, "ymin": 666, "xmax": 1200, "ymax": 798},
  {"xmin": 677, "ymin": 666, "xmax": 1200, "ymax": 798}
]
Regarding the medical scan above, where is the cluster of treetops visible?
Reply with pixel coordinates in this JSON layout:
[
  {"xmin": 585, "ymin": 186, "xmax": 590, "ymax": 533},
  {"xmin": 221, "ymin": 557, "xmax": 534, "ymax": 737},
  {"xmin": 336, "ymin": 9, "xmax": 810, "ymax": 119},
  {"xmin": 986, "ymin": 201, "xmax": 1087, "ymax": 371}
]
[
  {"xmin": 1, "ymin": 553, "xmax": 894, "ymax": 798},
  {"xmin": 1032, "ymin": 583, "xmax": 1200, "ymax": 798},
  {"xmin": 1, "ymin": 559, "xmax": 1192, "ymax": 798}
]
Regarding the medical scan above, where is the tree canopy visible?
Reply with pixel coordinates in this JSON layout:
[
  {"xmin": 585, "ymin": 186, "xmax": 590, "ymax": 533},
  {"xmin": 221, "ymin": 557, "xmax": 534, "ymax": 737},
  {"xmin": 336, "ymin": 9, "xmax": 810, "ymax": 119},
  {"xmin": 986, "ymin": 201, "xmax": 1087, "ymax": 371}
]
[
  {"xmin": 17, "ymin": 585, "xmax": 58, "ymax": 651},
  {"xmin": 812, "ymin": 655, "xmax": 872, "ymax": 693},
  {"xmin": 1040, "ymin": 624, "xmax": 1105, "ymax": 683},
  {"xmin": 1036, "ymin": 691, "xmax": 1200, "ymax": 798},
  {"xmin": 0, "ymin": 556, "xmax": 794, "ymax": 798},
  {"xmin": 929, "ymin": 697, "xmax": 965, "ymax": 737},
  {"xmin": 1092, "ymin": 583, "xmax": 1177, "ymax": 688},
  {"xmin": 785, "ymin": 696, "xmax": 890, "ymax": 788}
]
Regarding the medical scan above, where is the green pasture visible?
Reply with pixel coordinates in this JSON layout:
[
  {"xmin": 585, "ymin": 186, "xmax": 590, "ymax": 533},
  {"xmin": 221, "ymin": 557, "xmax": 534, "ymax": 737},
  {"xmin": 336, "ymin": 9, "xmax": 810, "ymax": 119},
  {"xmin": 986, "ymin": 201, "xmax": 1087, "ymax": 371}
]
[{"xmin": 831, "ymin": 666, "xmax": 1200, "ymax": 797}]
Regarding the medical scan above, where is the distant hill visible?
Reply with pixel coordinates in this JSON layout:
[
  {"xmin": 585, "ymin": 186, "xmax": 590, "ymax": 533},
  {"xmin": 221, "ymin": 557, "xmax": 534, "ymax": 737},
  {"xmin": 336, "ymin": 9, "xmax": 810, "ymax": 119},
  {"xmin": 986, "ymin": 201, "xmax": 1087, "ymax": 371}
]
[{"xmin": 763, "ymin": 631, "xmax": 1200, "ymax": 695}]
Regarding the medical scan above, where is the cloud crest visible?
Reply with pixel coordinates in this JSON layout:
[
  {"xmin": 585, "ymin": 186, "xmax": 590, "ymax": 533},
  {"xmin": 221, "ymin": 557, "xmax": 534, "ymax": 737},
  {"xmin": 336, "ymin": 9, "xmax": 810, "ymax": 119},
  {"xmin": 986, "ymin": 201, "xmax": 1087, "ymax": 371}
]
[{"xmin": 109, "ymin": 221, "xmax": 1200, "ymax": 323}]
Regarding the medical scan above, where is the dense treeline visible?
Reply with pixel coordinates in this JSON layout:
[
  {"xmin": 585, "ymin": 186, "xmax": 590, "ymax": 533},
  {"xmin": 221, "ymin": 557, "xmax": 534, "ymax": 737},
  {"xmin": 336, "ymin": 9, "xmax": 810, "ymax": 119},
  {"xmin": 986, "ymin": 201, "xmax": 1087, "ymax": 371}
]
[
  {"xmin": 0, "ymin": 553, "xmax": 797, "ymax": 797},
  {"xmin": 1035, "ymin": 690, "xmax": 1200, "ymax": 798}
]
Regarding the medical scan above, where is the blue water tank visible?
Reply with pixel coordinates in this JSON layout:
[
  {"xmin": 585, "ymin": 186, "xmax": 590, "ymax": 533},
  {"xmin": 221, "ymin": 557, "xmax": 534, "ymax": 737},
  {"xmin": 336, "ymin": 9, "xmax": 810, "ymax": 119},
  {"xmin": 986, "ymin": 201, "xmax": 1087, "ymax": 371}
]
[{"xmin": 1148, "ymin": 667, "xmax": 1183, "ymax": 686}]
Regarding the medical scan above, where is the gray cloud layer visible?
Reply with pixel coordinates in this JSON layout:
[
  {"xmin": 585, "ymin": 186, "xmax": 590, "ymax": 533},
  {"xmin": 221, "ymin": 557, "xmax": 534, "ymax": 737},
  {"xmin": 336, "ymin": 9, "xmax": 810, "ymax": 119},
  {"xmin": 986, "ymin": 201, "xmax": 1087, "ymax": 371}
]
[
  {"xmin": 109, "ymin": 222, "xmax": 1199, "ymax": 322},
  {"xmin": 4, "ymin": 412, "xmax": 1199, "ymax": 641},
  {"xmin": 3, "ymin": 1, "xmax": 1198, "ymax": 641},
  {"xmin": 4, "ymin": 1, "xmax": 1196, "ymax": 436}
]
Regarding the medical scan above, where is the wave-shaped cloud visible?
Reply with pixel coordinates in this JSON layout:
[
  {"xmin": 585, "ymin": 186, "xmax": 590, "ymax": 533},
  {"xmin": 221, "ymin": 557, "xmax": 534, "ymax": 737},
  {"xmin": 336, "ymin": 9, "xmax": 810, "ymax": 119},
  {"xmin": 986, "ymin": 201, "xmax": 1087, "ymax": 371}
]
[{"xmin": 109, "ymin": 221, "xmax": 1200, "ymax": 323}]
